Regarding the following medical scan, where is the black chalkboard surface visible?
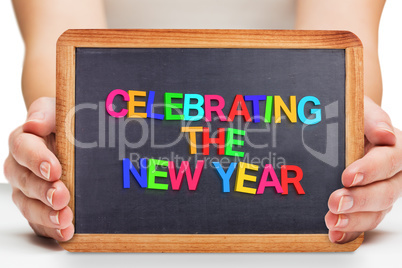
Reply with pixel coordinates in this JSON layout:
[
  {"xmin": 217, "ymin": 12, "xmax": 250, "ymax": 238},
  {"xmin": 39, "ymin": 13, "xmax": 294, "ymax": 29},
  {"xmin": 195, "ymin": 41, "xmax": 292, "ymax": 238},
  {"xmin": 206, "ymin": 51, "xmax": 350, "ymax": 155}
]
[{"xmin": 56, "ymin": 29, "xmax": 364, "ymax": 252}]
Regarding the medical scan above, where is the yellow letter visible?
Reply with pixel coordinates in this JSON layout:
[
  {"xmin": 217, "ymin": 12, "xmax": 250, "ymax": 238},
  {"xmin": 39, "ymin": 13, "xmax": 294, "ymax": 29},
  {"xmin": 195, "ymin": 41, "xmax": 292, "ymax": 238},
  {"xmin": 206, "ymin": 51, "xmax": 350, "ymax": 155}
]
[
  {"xmin": 274, "ymin": 96, "xmax": 296, "ymax": 123},
  {"xmin": 234, "ymin": 162, "xmax": 258, "ymax": 194}
]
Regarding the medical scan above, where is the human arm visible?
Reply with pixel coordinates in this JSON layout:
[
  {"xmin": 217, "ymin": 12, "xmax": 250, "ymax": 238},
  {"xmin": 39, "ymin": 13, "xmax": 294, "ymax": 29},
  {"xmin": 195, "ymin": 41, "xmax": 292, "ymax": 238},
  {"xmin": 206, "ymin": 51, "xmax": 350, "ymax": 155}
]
[
  {"xmin": 4, "ymin": 0, "xmax": 106, "ymax": 241},
  {"xmin": 13, "ymin": 0, "xmax": 107, "ymax": 108},
  {"xmin": 296, "ymin": 0, "xmax": 385, "ymax": 105},
  {"xmin": 296, "ymin": 0, "xmax": 402, "ymax": 243}
]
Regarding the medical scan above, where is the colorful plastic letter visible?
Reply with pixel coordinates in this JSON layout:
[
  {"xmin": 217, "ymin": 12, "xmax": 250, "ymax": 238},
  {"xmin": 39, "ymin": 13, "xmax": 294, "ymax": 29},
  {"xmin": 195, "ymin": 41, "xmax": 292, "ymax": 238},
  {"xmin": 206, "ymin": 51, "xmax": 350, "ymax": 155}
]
[
  {"xmin": 204, "ymin": 95, "xmax": 227, "ymax": 121},
  {"xmin": 105, "ymin": 89, "xmax": 129, "ymax": 118},
  {"xmin": 264, "ymin": 96, "xmax": 273, "ymax": 123},
  {"xmin": 122, "ymin": 158, "xmax": 147, "ymax": 189},
  {"xmin": 147, "ymin": 159, "xmax": 169, "ymax": 190},
  {"xmin": 183, "ymin": 94, "xmax": 205, "ymax": 121},
  {"xmin": 213, "ymin": 162, "xmax": 237, "ymax": 193},
  {"xmin": 281, "ymin": 165, "xmax": 305, "ymax": 195},
  {"xmin": 146, "ymin": 91, "xmax": 164, "ymax": 120},
  {"xmin": 256, "ymin": 164, "xmax": 283, "ymax": 194},
  {"xmin": 127, "ymin": 90, "xmax": 147, "ymax": 118},
  {"xmin": 181, "ymin": 127, "xmax": 203, "ymax": 154},
  {"xmin": 297, "ymin": 96, "xmax": 322, "ymax": 125},
  {"xmin": 227, "ymin": 95, "xmax": 251, "ymax": 122},
  {"xmin": 164, "ymin": 93, "xmax": 184, "ymax": 120},
  {"xmin": 202, "ymin": 127, "xmax": 225, "ymax": 155},
  {"xmin": 274, "ymin": 95, "xmax": 297, "ymax": 123},
  {"xmin": 234, "ymin": 162, "xmax": 258, "ymax": 195},
  {"xmin": 225, "ymin": 128, "xmax": 245, "ymax": 157},
  {"xmin": 168, "ymin": 160, "xmax": 204, "ymax": 191},
  {"xmin": 244, "ymin": 95, "xmax": 265, "ymax": 123}
]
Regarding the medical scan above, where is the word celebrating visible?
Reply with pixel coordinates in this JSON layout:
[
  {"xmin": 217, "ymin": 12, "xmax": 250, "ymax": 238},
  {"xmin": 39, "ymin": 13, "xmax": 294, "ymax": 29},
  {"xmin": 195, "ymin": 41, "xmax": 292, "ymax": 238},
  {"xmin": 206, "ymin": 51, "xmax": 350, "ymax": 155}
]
[
  {"xmin": 106, "ymin": 90, "xmax": 322, "ymax": 125},
  {"xmin": 123, "ymin": 158, "xmax": 305, "ymax": 195}
]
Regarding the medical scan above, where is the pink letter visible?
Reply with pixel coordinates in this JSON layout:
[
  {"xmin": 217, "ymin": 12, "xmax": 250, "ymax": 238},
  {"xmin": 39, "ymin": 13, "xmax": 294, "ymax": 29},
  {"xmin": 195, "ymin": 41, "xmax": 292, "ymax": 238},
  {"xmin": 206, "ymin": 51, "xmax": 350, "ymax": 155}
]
[
  {"xmin": 168, "ymin": 160, "xmax": 205, "ymax": 191},
  {"xmin": 105, "ymin": 89, "xmax": 129, "ymax": 118},
  {"xmin": 256, "ymin": 164, "xmax": 283, "ymax": 194},
  {"xmin": 204, "ymin": 95, "xmax": 227, "ymax": 122}
]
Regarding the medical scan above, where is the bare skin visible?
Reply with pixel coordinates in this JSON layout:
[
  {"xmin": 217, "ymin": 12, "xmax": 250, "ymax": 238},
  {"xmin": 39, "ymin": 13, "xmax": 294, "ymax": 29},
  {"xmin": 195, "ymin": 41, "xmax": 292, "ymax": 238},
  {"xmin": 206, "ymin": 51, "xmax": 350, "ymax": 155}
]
[
  {"xmin": 12, "ymin": 0, "xmax": 107, "ymax": 109},
  {"xmin": 4, "ymin": 0, "xmax": 402, "ymax": 243},
  {"xmin": 296, "ymin": 0, "xmax": 385, "ymax": 105}
]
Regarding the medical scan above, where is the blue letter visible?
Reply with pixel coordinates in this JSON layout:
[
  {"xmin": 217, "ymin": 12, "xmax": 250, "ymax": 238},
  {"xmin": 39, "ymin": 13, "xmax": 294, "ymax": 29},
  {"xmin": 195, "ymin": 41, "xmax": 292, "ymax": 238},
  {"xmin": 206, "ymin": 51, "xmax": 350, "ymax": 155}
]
[
  {"xmin": 213, "ymin": 162, "xmax": 237, "ymax": 193},
  {"xmin": 184, "ymin": 94, "xmax": 205, "ymax": 121},
  {"xmin": 123, "ymin": 158, "xmax": 148, "ymax": 188},
  {"xmin": 244, "ymin": 95, "xmax": 266, "ymax": 123},
  {"xmin": 298, "ymin": 96, "xmax": 321, "ymax": 125},
  {"xmin": 146, "ymin": 91, "xmax": 164, "ymax": 120}
]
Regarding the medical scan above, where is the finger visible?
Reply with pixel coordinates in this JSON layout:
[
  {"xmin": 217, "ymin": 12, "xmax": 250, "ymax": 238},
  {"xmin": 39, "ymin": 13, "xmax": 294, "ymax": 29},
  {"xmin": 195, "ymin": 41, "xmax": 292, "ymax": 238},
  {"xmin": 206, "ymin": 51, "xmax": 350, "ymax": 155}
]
[
  {"xmin": 329, "ymin": 178, "xmax": 401, "ymax": 214},
  {"xmin": 325, "ymin": 209, "xmax": 391, "ymax": 233},
  {"xmin": 328, "ymin": 230, "xmax": 362, "ymax": 244},
  {"xmin": 4, "ymin": 156, "xmax": 70, "ymax": 210},
  {"xmin": 29, "ymin": 222, "xmax": 74, "ymax": 242},
  {"xmin": 364, "ymin": 95, "xmax": 396, "ymax": 146},
  {"xmin": 342, "ymin": 143, "xmax": 402, "ymax": 187},
  {"xmin": 11, "ymin": 188, "xmax": 73, "ymax": 229},
  {"xmin": 8, "ymin": 130, "xmax": 61, "ymax": 181},
  {"xmin": 23, "ymin": 97, "xmax": 56, "ymax": 137}
]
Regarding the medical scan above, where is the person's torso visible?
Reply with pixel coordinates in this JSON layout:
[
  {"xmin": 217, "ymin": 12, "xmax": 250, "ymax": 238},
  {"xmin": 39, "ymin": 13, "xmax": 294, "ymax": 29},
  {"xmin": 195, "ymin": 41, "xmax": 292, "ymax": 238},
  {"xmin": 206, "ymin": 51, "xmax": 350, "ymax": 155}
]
[{"xmin": 104, "ymin": 0, "xmax": 296, "ymax": 29}]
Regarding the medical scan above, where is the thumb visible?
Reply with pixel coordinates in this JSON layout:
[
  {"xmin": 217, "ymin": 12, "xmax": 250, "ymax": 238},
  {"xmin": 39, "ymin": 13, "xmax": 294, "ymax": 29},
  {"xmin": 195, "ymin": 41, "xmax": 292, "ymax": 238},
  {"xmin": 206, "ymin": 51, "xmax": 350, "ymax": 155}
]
[
  {"xmin": 23, "ymin": 97, "xmax": 56, "ymax": 137},
  {"xmin": 364, "ymin": 95, "xmax": 396, "ymax": 146}
]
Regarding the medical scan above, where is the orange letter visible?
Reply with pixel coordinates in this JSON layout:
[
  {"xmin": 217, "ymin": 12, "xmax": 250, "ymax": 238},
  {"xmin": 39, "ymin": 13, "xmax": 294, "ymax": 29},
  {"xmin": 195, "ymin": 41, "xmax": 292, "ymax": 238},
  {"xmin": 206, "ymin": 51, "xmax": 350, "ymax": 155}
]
[{"xmin": 181, "ymin": 127, "xmax": 203, "ymax": 154}]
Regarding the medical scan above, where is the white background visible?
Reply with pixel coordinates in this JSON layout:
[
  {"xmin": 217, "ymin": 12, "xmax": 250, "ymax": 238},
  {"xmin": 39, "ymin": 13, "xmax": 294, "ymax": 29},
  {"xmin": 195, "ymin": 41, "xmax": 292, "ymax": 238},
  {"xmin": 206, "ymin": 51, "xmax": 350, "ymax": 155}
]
[{"xmin": 0, "ymin": 2, "xmax": 401, "ymax": 267}]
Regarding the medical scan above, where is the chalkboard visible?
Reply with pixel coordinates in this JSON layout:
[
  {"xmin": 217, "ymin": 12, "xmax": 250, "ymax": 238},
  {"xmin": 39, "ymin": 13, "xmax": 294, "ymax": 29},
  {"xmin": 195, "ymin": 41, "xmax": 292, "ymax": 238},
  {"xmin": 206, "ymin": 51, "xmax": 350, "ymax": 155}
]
[{"xmin": 56, "ymin": 29, "xmax": 364, "ymax": 252}]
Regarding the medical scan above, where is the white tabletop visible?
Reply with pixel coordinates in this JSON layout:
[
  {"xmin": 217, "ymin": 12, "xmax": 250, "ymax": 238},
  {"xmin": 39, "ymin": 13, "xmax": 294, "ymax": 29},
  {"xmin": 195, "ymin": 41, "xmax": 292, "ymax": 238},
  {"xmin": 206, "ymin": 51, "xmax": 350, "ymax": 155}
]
[{"xmin": 1, "ymin": 182, "xmax": 401, "ymax": 268}]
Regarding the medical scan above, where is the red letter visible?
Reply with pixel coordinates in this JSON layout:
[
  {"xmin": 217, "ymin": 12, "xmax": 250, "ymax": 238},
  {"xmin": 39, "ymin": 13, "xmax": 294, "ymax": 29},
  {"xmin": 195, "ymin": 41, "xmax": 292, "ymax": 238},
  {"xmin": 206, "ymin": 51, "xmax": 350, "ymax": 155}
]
[
  {"xmin": 202, "ymin": 128, "xmax": 225, "ymax": 155},
  {"xmin": 228, "ymin": 95, "xmax": 251, "ymax": 122},
  {"xmin": 281, "ymin": 165, "xmax": 305, "ymax": 195}
]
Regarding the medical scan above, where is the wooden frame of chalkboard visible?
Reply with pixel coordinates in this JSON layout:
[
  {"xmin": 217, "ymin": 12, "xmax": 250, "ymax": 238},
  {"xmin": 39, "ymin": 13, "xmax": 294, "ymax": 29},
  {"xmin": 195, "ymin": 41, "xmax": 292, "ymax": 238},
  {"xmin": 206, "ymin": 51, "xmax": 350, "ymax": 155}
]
[{"xmin": 56, "ymin": 29, "xmax": 364, "ymax": 252}]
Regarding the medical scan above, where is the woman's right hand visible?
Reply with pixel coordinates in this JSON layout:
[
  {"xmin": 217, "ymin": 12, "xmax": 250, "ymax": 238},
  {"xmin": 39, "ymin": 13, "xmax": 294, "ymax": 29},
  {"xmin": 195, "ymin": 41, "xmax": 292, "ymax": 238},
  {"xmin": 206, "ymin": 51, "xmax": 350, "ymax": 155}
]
[{"xmin": 4, "ymin": 97, "xmax": 74, "ymax": 241}]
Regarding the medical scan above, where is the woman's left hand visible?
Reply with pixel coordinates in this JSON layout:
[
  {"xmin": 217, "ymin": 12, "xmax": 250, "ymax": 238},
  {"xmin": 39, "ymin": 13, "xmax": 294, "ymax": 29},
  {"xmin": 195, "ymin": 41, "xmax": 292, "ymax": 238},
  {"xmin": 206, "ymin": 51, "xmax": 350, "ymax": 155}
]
[{"xmin": 326, "ymin": 96, "xmax": 402, "ymax": 243}]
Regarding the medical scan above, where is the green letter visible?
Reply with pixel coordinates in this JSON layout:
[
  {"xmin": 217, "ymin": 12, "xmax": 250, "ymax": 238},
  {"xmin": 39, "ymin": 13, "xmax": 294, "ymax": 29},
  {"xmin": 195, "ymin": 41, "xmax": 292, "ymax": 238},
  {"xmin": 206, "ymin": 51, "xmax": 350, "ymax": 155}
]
[
  {"xmin": 148, "ymin": 159, "xmax": 169, "ymax": 190},
  {"xmin": 164, "ymin": 93, "xmax": 184, "ymax": 120},
  {"xmin": 225, "ymin": 128, "xmax": 245, "ymax": 157}
]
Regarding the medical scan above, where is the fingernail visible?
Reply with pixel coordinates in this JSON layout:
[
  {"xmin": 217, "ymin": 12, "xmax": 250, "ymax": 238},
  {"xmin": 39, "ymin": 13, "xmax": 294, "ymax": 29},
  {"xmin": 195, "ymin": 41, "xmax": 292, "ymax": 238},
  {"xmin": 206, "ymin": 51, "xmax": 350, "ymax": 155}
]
[
  {"xmin": 335, "ymin": 215, "xmax": 349, "ymax": 228},
  {"xmin": 49, "ymin": 211, "xmax": 60, "ymax": 225},
  {"xmin": 377, "ymin": 122, "xmax": 395, "ymax": 136},
  {"xmin": 338, "ymin": 196, "xmax": 354, "ymax": 212},
  {"xmin": 336, "ymin": 233, "xmax": 346, "ymax": 243},
  {"xmin": 56, "ymin": 229, "xmax": 64, "ymax": 239},
  {"xmin": 27, "ymin": 112, "xmax": 44, "ymax": 122},
  {"xmin": 40, "ymin": 162, "xmax": 51, "ymax": 180},
  {"xmin": 47, "ymin": 188, "xmax": 56, "ymax": 206},
  {"xmin": 351, "ymin": 173, "xmax": 364, "ymax": 186}
]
